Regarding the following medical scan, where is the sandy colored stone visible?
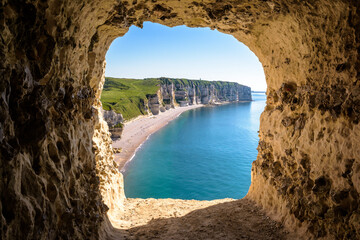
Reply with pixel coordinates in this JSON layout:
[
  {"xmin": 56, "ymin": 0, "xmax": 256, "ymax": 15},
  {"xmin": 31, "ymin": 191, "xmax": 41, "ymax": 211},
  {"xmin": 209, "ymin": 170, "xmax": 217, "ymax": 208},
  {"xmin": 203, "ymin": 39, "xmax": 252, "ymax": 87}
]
[
  {"xmin": 0, "ymin": 0, "xmax": 359, "ymax": 239},
  {"xmin": 105, "ymin": 198, "xmax": 294, "ymax": 239}
]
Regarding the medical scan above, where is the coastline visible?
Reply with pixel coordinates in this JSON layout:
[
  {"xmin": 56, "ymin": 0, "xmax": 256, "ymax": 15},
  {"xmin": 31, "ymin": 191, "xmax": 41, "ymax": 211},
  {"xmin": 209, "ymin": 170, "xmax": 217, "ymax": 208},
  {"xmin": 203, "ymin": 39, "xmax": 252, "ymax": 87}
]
[{"xmin": 112, "ymin": 104, "xmax": 203, "ymax": 172}]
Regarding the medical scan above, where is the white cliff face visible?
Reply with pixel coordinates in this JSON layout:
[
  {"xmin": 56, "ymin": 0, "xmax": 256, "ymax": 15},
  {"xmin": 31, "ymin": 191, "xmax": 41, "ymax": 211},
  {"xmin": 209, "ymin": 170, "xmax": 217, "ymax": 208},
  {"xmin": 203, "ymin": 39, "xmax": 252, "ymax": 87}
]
[{"xmin": 148, "ymin": 79, "xmax": 252, "ymax": 115}]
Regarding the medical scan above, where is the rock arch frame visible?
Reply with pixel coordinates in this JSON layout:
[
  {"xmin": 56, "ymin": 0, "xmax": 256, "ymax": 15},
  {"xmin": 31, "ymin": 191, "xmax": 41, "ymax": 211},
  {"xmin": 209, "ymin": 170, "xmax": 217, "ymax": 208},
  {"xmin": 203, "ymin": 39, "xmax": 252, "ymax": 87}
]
[{"xmin": 0, "ymin": 0, "xmax": 359, "ymax": 239}]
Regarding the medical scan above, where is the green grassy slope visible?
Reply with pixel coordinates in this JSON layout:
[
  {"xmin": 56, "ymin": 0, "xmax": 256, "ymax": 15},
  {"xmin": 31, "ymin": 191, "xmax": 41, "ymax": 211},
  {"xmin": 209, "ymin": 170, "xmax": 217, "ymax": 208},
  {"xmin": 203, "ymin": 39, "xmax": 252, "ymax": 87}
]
[{"xmin": 101, "ymin": 77, "xmax": 160, "ymax": 120}]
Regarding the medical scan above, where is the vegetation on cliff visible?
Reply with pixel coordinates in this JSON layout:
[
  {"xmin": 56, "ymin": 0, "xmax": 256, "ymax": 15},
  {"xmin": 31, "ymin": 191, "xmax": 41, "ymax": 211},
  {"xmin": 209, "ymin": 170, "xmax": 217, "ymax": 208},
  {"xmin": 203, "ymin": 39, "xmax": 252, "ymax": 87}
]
[{"xmin": 101, "ymin": 77, "xmax": 160, "ymax": 119}]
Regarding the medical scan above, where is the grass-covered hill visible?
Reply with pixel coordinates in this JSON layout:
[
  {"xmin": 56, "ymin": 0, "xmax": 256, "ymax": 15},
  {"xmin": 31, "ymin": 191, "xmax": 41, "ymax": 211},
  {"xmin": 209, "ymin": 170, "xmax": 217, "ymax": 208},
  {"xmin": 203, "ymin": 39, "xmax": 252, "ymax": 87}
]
[{"xmin": 101, "ymin": 77, "xmax": 160, "ymax": 120}]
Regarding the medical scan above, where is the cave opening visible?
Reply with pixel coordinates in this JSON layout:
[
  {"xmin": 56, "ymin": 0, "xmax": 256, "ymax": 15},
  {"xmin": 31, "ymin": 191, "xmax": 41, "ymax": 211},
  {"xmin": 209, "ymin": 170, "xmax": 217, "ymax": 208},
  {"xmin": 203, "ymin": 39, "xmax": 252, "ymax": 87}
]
[
  {"xmin": 1, "ymin": 1, "xmax": 359, "ymax": 239},
  {"xmin": 101, "ymin": 22, "xmax": 267, "ymax": 201}
]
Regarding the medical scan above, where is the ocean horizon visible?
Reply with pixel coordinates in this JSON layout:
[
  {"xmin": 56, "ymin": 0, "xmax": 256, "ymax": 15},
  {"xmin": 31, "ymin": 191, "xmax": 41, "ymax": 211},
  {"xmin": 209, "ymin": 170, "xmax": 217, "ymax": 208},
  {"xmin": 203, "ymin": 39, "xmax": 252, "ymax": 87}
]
[{"xmin": 123, "ymin": 92, "xmax": 266, "ymax": 200}]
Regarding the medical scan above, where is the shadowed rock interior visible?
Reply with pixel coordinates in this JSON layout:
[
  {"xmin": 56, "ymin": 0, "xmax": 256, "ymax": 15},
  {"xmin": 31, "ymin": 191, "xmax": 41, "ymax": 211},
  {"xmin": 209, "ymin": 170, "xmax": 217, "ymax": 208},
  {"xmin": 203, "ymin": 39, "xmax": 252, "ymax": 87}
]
[{"xmin": 0, "ymin": 0, "xmax": 359, "ymax": 239}]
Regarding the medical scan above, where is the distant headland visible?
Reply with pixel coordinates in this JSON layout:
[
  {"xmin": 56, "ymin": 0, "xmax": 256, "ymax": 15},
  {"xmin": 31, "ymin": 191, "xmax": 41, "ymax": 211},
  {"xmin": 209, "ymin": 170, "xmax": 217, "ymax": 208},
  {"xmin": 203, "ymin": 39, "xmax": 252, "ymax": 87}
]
[{"xmin": 101, "ymin": 77, "xmax": 252, "ymax": 121}]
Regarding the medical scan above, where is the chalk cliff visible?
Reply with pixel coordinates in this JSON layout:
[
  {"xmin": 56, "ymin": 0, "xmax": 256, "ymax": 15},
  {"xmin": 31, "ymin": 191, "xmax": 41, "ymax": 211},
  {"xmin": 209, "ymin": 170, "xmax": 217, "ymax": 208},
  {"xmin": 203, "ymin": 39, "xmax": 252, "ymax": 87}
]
[{"xmin": 147, "ymin": 77, "xmax": 252, "ymax": 115}]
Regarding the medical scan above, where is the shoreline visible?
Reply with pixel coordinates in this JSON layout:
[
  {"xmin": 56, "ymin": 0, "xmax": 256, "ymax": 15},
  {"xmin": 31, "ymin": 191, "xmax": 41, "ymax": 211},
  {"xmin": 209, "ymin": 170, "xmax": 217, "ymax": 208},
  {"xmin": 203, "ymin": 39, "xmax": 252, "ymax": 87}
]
[{"xmin": 112, "ymin": 104, "xmax": 204, "ymax": 172}]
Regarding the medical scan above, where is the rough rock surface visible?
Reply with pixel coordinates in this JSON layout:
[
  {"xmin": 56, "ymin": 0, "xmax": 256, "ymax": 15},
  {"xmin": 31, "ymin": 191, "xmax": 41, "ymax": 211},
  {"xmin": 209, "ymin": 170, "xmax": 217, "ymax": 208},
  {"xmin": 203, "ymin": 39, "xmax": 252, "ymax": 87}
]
[{"xmin": 0, "ymin": 0, "xmax": 359, "ymax": 239}]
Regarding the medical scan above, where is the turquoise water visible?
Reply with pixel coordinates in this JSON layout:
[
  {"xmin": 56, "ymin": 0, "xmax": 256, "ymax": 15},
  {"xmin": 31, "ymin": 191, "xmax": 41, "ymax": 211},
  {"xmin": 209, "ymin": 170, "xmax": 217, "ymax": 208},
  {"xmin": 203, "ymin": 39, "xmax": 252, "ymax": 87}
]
[{"xmin": 124, "ymin": 93, "xmax": 266, "ymax": 200}]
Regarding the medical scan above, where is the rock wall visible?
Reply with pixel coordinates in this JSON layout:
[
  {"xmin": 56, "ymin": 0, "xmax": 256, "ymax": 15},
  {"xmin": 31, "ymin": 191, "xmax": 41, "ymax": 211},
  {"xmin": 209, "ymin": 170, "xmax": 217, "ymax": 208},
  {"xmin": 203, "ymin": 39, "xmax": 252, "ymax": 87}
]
[
  {"xmin": 0, "ymin": 1, "xmax": 126, "ymax": 239},
  {"xmin": 148, "ymin": 78, "xmax": 252, "ymax": 115},
  {"xmin": 163, "ymin": 78, "xmax": 252, "ymax": 105},
  {"xmin": 1, "ymin": 0, "xmax": 359, "ymax": 239}
]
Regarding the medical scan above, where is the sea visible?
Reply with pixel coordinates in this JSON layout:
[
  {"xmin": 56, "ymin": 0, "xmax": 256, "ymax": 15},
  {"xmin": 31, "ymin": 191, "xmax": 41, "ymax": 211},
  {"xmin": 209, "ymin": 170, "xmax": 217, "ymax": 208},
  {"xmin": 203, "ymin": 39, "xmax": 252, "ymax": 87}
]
[{"xmin": 123, "ymin": 92, "xmax": 266, "ymax": 200}]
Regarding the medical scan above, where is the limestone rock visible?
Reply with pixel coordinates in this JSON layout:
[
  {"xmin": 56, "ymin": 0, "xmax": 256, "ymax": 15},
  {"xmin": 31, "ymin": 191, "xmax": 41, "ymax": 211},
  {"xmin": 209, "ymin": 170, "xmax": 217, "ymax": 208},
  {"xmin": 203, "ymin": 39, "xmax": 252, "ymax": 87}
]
[
  {"xmin": 0, "ymin": 0, "xmax": 359, "ymax": 239},
  {"xmin": 148, "ymin": 78, "xmax": 252, "ymax": 114},
  {"xmin": 101, "ymin": 108, "xmax": 123, "ymax": 128}
]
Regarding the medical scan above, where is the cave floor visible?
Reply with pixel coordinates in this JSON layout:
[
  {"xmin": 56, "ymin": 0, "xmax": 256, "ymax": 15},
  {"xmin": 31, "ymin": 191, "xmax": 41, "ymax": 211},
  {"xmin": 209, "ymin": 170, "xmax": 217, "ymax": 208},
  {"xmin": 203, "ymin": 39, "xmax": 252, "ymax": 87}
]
[{"xmin": 106, "ymin": 198, "xmax": 296, "ymax": 239}]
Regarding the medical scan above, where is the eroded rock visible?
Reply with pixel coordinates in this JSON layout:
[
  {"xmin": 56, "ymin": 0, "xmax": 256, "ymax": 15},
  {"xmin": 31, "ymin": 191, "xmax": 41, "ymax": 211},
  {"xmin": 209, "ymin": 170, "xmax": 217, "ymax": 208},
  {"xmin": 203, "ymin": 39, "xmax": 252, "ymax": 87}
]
[{"xmin": 0, "ymin": 0, "xmax": 359, "ymax": 239}]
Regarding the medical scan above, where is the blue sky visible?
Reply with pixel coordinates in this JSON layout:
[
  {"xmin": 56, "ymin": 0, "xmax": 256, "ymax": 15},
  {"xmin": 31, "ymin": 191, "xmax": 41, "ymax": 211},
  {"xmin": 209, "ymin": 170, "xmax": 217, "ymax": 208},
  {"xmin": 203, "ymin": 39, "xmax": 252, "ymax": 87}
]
[{"xmin": 105, "ymin": 22, "xmax": 266, "ymax": 91}]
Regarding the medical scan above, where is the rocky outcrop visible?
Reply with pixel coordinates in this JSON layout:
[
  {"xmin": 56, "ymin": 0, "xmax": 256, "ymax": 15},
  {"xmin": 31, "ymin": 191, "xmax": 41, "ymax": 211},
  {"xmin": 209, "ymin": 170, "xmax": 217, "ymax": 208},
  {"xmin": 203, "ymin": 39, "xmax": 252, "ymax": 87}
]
[
  {"xmin": 102, "ymin": 109, "xmax": 123, "ymax": 128},
  {"xmin": 146, "ymin": 93, "xmax": 162, "ymax": 115},
  {"xmin": 147, "ymin": 78, "xmax": 252, "ymax": 115},
  {"xmin": 1, "ymin": 0, "xmax": 360, "ymax": 239},
  {"xmin": 101, "ymin": 109, "xmax": 124, "ymax": 140}
]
